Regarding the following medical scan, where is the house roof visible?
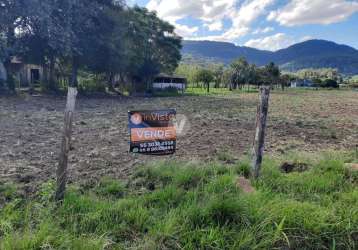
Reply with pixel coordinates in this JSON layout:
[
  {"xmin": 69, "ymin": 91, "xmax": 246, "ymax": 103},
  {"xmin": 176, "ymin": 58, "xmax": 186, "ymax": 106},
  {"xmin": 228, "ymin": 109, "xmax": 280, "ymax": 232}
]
[
  {"xmin": 11, "ymin": 56, "xmax": 23, "ymax": 64},
  {"xmin": 155, "ymin": 73, "xmax": 186, "ymax": 80}
]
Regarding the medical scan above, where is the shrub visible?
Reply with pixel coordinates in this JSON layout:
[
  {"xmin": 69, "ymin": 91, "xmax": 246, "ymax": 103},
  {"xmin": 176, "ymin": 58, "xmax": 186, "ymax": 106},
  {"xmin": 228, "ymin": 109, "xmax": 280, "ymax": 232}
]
[
  {"xmin": 78, "ymin": 80, "xmax": 106, "ymax": 93},
  {"xmin": 321, "ymin": 79, "xmax": 339, "ymax": 88}
]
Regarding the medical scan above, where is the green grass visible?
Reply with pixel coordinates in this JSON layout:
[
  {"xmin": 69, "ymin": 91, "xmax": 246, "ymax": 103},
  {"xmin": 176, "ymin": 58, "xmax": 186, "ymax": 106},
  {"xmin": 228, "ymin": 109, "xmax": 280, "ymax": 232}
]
[
  {"xmin": 185, "ymin": 87, "xmax": 259, "ymax": 96},
  {"xmin": 0, "ymin": 152, "xmax": 357, "ymax": 249}
]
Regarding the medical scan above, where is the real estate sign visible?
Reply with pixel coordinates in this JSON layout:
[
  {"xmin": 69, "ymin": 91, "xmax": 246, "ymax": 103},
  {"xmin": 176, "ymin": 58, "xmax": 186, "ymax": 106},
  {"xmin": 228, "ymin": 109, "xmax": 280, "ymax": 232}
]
[{"xmin": 128, "ymin": 109, "xmax": 176, "ymax": 155}]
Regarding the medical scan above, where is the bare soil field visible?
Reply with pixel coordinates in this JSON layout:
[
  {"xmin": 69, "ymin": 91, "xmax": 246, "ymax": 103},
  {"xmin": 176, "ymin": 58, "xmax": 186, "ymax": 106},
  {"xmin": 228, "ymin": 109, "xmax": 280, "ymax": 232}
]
[{"xmin": 1, "ymin": 90, "xmax": 358, "ymax": 191}]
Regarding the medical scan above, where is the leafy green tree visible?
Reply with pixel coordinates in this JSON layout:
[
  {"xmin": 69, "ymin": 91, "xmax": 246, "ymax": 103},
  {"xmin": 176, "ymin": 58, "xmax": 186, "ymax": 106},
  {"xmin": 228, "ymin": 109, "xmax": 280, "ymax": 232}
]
[
  {"xmin": 196, "ymin": 68, "xmax": 214, "ymax": 93},
  {"xmin": 175, "ymin": 64, "xmax": 201, "ymax": 88},
  {"xmin": 0, "ymin": 0, "xmax": 28, "ymax": 92},
  {"xmin": 322, "ymin": 79, "xmax": 339, "ymax": 88},
  {"xmin": 265, "ymin": 62, "xmax": 280, "ymax": 86},
  {"xmin": 56, "ymin": 0, "xmax": 118, "ymax": 87},
  {"xmin": 124, "ymin": 7, "xmax": 182, "ymax": 92},
  {"xmin": 1, "ymin": 1, "xmax": 181, "ymax": 94},
  {"xmin": 211, "ymin": 64, "xmax": 224, "ymax": 88},
  {"xmin": 230, "ymin": 57, "xmax": 249, "ymax": 90},
  {"xmin": 222, "ymin": 68, "xmax": 233, "ymax": 89},
  {"xmin": 279, "ymin": 74, "xmax": 292, "ymax": 90},
  {"xmin": 82, "ymin": 2, "xmax": 127, "ymax": 92}
]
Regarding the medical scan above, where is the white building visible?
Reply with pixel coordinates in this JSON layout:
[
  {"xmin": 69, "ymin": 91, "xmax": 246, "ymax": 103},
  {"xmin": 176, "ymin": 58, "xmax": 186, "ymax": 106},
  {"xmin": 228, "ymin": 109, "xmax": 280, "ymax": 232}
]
[{"xmin": 152, "ymin": 73, "xmax": 187, "ymax": 91}]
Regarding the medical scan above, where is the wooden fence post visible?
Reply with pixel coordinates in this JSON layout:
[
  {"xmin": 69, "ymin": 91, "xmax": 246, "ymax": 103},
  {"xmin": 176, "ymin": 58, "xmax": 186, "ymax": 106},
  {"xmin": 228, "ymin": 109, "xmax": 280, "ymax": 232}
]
[
  {"xmin": 55, "ymin": 87, "xmax": 78, "ymax": 201},
  {"xmin": 251, "ymin": 86, "xmax": 270, "ymax": 179}
]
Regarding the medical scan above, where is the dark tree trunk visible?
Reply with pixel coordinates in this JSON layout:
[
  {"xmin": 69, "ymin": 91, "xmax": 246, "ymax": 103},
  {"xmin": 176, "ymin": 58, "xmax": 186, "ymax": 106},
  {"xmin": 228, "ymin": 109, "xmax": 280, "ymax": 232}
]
[
  {"xmin": 49, "ymin": 56, "xmax": 57, "ymax": 91},
  {"xmin": 4, "ymin": 59, "xmax": 16, "ymax": 93},
  {"xmin": 108, "ymin": 72, "xmax": 115, "ymax": 92},
  {"xmin": 207, "ymin": 82, "xmax": 210, "ymax": 93}
]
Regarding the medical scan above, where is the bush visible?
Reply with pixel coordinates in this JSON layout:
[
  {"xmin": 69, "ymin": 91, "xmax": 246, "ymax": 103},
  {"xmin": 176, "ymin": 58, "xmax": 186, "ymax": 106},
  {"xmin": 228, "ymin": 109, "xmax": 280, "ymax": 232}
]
[
  {"xmin": 321, "ymin": 79, "xmax": 339, "ymax": 88},
  {"xmin": 348, "ymin": 82, "xmax": 358, "ymax": 89},
  {"xmin": 77, "ymin": 73, "xmax": 107, "ymax": 94},
  {"xmin": 78, "ymin": 80, "xmax": 106, "ymax": 93},
  {"xmin": 0, "ymin": 75, "xmax": 15, "ymax": 94}
]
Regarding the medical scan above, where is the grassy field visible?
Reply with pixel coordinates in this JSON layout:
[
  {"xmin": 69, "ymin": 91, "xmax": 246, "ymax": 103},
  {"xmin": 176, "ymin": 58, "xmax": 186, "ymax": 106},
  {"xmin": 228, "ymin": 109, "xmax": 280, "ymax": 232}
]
[{"xmin": 0, "ymin": 150, "xmax": 357, "ymax": 249}]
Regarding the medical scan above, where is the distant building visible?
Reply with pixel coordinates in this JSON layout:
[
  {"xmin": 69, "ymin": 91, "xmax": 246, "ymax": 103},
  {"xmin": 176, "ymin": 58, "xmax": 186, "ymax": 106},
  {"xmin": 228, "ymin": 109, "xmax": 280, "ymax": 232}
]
[
  {"xmin": 290, "ymin": 79, "xmax": 314, "ymax": 88},
  {"xmin": 152, "ymin": 73, "xmax": 187, "ymax": 91},
  {"xmin": 9, "ymin": 57, "xmax": 43, "ymax": 87}
]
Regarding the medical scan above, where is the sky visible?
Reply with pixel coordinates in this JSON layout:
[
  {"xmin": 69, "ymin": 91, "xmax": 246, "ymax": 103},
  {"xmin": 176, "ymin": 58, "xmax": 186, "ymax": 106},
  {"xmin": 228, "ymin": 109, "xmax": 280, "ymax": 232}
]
[{"xmin": 128, "ymin": 0, "xmax": 358, "ymax": 51}]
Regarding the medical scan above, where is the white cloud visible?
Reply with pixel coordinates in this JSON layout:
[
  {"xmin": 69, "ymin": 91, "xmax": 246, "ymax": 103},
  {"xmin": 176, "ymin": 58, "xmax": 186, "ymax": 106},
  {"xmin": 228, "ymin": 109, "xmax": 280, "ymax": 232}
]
[
  {"xmin": 146, "ymin": 0, "xmax": 275, "ymax": 40},
  {"xmin": 253, "ymin": 27, "xmax": 274, "ymax": 34},
  {"xmin": 204, "ymin": 21, "xmax": 223, "ymax": 31},
  {"xmin": 175, "ymin": 24, "xmax": 199, "ymax": 37},
  {"xmin": 244, "ymin": 33, "xmax": 296, "ymax": 51},
  {"xmin": 221, "ymin": 0, "xmax": 275, "ymax": 40},
  {"xmin": 268, "ymin": 0, "xmax": 358, "ymax": 26},
  {"xmin": 146, "ymin": 0, "xmax": 235, "ymax": 23},
  {"xmin": 299, "ymin": 36, "xmax": 314, "ymax": 42}
]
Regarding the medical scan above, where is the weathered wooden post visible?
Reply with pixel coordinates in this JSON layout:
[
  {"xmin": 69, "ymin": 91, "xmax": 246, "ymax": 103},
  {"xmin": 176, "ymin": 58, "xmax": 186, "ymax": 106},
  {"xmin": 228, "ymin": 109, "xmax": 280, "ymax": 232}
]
[
  {"xmin": 55, "ymin": 87, "xmax": 78, "ymax": 201},
  {"xmin": 251, "ymin": 86, "xmax": 270, "ymax": 179}
]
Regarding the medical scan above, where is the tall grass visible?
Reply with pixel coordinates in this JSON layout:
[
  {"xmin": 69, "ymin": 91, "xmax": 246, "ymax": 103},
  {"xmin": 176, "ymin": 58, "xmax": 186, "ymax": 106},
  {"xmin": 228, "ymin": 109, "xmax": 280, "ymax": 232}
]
[{"xmin": 0, "ymin": 152, "xmax": 357, "ymax": 249}]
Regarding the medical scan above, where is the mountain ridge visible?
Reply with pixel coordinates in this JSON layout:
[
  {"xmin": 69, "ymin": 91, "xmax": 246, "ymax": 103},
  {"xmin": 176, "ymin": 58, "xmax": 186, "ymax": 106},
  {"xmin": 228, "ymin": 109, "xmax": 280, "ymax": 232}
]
[{"xmin": 181, "ymin": 39, "xmax": 358, "ymax": 75}]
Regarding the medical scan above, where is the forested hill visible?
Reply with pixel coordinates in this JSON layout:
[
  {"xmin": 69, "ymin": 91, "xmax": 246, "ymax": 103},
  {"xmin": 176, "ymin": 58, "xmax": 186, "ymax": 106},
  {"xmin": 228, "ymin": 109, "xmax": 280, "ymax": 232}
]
[{"xmin": 182, "ymin": 40, "xmax": 358, "ymax": 74}]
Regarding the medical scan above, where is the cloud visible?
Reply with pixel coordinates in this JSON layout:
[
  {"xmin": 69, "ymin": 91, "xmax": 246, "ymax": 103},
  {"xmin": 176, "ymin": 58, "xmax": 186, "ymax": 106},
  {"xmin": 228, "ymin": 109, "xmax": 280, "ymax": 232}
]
[
  {"xmin": 253, "ymin": 27, "xmax": 274, "ymax": 34},
  {"xmin": 146, "ymin": 0, "xmax": 235, "ymax": 23},
  {"xmin": 146, "ymin": 0, "xmax": 275, "ymax": 40},
  {"xmin": 268, "ymin": 0, "xmax": 358, "ymax": 26},
  {"xmin": 175, "ymin": 24, "xmax": 199, "ymax": 37},
  {"xmin": 204, "ymin": 21, "xmax": 223, "ymax": 31},
  {"xmin": 300, "ymin": 35, "xmax": 314, "ymax": 42},
  {"xmin": 220, "ymin": 0, "xmax": 275, "ymax": 40},
  {"xmin": 244, "ymin": 33, "xmax": 296, "ymax": 51}
]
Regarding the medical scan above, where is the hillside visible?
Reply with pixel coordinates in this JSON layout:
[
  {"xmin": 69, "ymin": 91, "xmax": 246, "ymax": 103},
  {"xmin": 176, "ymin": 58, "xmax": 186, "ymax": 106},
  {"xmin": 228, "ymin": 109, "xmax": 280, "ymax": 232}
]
[{"xmin": 182, "ymin": 39, "xmax": 358, "ymax": 74}]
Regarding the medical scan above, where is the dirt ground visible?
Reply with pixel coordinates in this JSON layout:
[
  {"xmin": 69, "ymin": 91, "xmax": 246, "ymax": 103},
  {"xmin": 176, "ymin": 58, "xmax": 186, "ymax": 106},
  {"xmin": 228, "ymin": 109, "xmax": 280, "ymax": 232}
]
[{"xmin": 1, "ymin": 89, "xmax": 358, "ymax": 190}]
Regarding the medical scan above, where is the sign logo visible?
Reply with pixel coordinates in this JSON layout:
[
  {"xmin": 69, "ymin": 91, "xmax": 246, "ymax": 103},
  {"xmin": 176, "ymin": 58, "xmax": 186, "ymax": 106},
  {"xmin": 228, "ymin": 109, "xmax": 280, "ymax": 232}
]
[
  {"xmin": 130, "ymin": 113, "xmax": 142, "ymax": 125},
  {"xmin": 128, "ymin": 110, "xmax": 176, "ymax": 155}
]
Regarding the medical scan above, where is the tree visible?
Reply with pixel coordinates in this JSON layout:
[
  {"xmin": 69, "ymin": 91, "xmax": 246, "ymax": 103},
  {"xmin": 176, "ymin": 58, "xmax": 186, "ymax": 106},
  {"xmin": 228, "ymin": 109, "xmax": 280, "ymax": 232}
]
[
  {"xmin": 82, "ymin": 2, "xmax": 127, "ymax": 92},
  {"xmin": 264, "ymin": 62, "xmax": 280, "ymax": 86},
  {"xmin": 1, "ymin": 1, "xmax": 181, "ymax": 94},
  {"xmin": 230, "ymin": 57, "xmax": 250, "ymax": 90},
  {"xmin": 18, "ymin": 0, "xmax": 76, "ymax": 91},
  {"xmin": 124, "ymin": 7, "xmax": 182, "ymax": 92},
  {"xmin": 246, "ymin": 64, "xmax": 259, "ymax": 89},
  {"xmin": 222, "ymin": 68, "xmax": 233, "ymax": 89},
  {"xmin": 211, "ymin": 64, "xmax": 224, "ymax": 88},
  {"xmin": 175, "ymin": 63, "xmax": 201, "ymax": 88},
  {"xmin": 279, "ymin": 74, "xmax": 291, "ymax": 90},
  {"xmin": 322, "ymin": 79, "xmax": 339, "ymax": 88},
  {"xmin": 0, "ymin": 0, "xmax": 28, "ymax": 92},
  {"xmin": 196, "ymin": 68, "xmax": 214, "ymax": 93}
]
